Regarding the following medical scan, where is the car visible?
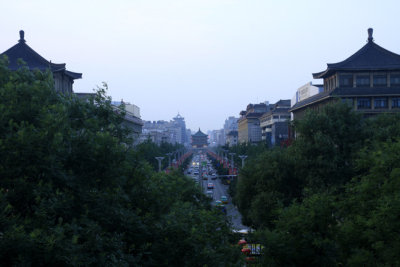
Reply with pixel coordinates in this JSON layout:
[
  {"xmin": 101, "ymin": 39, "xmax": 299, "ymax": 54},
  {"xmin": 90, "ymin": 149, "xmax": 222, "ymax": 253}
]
[
  {"xmin": 215, "ymin": 200, "xmax": 223, "ymax": 206},
  {"xmin": 206, "ymin": 190, "xmax": 213, "ymax": 197},
  {"xmin": 207, "ymin": 183, "xmax": 214, "ymax": 189},
  {"xmin": 221, "ymin": 195, "xmax": 228, "ymax": 204},
  {"xmin": 215, "ymin": 200, "xmax": 226, "ymax": 214},
  {"xmin": 193, "ymin": 171, "xmax": 199, "ymax": 175},
  {"xmin": 211, "ymin": 174, "xmax": 217, "ymax": 180}
]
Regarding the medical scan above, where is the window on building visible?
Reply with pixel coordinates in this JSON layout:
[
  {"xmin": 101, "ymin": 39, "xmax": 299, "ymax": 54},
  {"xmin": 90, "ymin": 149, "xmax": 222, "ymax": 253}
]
[
  {"xmin": 273, "ymin": 115, "xmax": 279, "ymax": 119},
  {"xmin": 356, "ymin": 75, "xmax": 370, "ymax": 87},
  {"xmin": 392, "ymin": 97, "xmax": 400, "ymax": 108},
  {"xmin": 374, "ymin": 97, "xmax": 388, "ymax": 109},
  {"xmin": 339, "ymin": 75, "xmax": 353, "ymax": 87},
  {"xmin": 373, "ymin": 75, "xmax": 387, "ymax": 86},
  {"xmin": 391, "ymin": 74, "xmax": 400, "ymax": 86},
  {"xmin": 357, "ymin": 98, "xmax": 371, "ymax": 109}
]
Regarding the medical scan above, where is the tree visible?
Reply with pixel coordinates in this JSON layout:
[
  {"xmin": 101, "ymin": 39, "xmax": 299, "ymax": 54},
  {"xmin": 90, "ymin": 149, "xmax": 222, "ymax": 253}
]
[
  {"xmin": 292, "ymin": 101, "xmax": 365, "ymax": 190},
  {"xmin": 235, "ymin": 147, "xmax": 299, "ymax": 228},
  {"xmin": 0, "ymin": 57, "xmax": 242, "ymax": 266}
]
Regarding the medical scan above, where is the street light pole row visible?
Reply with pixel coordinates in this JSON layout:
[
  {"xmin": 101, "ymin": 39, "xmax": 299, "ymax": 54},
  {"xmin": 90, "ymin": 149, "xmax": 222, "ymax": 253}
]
[{"xmin": 155, "ymin": 148, "xmax": 188, "ymax": 172}]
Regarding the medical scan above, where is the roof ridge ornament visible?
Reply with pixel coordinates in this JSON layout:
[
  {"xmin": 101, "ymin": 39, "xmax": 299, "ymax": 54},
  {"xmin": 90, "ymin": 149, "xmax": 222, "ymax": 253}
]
[
  {"xmin": 19, "ymin": 30, "xmax": 26, "ymax": 43},
  {"xmin": 367, "ymin": 28, "xmax": 373, "ymax": 43}
]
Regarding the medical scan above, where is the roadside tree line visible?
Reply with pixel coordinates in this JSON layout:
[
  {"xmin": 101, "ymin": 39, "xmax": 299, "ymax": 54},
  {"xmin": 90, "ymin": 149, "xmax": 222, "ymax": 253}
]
[
  {"xmin": 0, "ymin": 58, "xmax": 243, "ymax": 266},
  {"xmin": 231, "ymin": 102, "xmax": 400, "ymax": 265}
]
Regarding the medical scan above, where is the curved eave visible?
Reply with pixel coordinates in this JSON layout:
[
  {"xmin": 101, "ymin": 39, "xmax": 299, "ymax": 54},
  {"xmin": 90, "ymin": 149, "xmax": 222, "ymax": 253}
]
[
  {"xmin": 289, "ymin": 91, "xmax": 332, "ymax": 112},
  {"xmin": 65, "ymin": 70, "xmax": 82, "ymax": 79},
  {"xmin": 290, "ymin": 96, "xmax": 331, "ymax": 112},
  {"xmin": 2, "ymin": 41, "xmax": 82, "ymax": 80},
  {"xmin": 313, "ymin": 41, "xmax": 400, "ymax": 79},
  {"xmin": 312, "ymin": 69, "xmax": 329, "ymax": 79}
]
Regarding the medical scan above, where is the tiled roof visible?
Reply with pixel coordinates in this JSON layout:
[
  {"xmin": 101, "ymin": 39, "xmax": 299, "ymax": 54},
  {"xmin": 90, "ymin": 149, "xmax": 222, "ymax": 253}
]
[
  {"xmin": 193, "ymin": 128, "xmax": 207, "ymax": 137},
  {"xmin": 1, "ymin": 30, "xmax": 82, "ymax": 80},
  {"xmin": 290, "ymin": 90, "xmax": 331, "ymax": 111},
  {"xmin": 227, "ymin": 130, "xmax": 238, "ymax": 136},
  {"xmin": 313, "ymin": 28, "xmax": 400, "ymax": 79}
]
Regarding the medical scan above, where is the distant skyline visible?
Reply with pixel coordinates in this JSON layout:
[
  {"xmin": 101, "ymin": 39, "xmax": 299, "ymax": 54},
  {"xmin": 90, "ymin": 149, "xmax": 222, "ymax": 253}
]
[{"xmin": 2, "ymin": 0, "xmax": 400, "ymax": 132}]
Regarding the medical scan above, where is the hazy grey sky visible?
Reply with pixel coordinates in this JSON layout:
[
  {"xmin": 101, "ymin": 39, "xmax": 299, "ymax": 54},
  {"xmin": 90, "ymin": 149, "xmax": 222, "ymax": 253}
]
[{"xmin": 1, "ymin": 0, "xmax": 400, "ymax": 131}]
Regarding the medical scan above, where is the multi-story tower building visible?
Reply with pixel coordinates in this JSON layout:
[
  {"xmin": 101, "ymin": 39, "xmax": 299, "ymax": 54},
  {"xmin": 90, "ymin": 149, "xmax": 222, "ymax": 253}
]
[
  {"xmin": 173, "ymin": 113, "xmax": 187, "ymax": 145},
  {"xmin": 226, "ymin": 130, "xmax": 238, "ymax": 147},
  {"xmin": 191, "ymin": 129, "xmax": 208, "ymax": 148},
  {"xmin": 1, "ymin": 31, "xmax": 81, "ymax": 94},
  {"xmin": 223, "ymin": 116, "xmax": 238, "ymax": 145},
  {"xmin": 291, "ymin": 28, "xmax": 400, "ymax": 119},
  {"xmin": 260, "ymin": 100, "xmax": 291, "ymax": 146}
]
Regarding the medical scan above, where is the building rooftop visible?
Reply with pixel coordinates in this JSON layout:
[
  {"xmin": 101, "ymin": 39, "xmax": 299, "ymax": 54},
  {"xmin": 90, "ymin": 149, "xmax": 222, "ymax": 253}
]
[
  {"xmin": 1, "ymin": 30, "xmax": 82, "ymax": 80},
  {"xmin": 313, "ymin": 28, "xmax": 400, "ymax": 79},
  {"xmin": 226, "ymin": 130, "xmax": 238, "ymax": 137},
  {"xmin": 192, "ymin": 128, "xmax": 207, "ymax": 137}
]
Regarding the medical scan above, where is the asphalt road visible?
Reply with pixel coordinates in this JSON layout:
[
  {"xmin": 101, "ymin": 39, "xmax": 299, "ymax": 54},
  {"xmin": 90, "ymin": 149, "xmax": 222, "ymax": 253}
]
[
  {"xmin": 185, "ymin": 152, "xmax": 250, "ymax": 231},
  {"xmin": 201, "ymin": 176, "xmax": 249, "ymax": 230}
]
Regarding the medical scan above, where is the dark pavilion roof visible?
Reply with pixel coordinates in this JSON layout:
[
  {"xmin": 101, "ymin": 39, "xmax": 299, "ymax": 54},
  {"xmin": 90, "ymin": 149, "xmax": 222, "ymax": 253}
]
[
  {"xmin": 290, "ymin": 90, "xmax": 331, "ymax": 111},
  {"xmin": 313, "ymin": 28, "xmax": 400, "ymax": 79},
  {"xmin": 291, "ymin": 28, "xmax": 400, "ymax": 112},
  {"xmin": 1, "ymin": 30, "xmax": 82, "ymax": 80},
  {"xmin": 192, "ymin": 128, "xmax": 207, "ymax": 137}
]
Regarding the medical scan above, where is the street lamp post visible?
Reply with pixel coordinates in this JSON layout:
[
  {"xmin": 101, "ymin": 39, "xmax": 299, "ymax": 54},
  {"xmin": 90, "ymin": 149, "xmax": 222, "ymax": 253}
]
[
  {"xmin": 155, "ymin": 157, "xmax": 164, "ymax": 172},
  {"xmin": 166, "ymin": 153, "xmax": 173, "ymax": 168},
  {"xmin": 229, "ymin": 153, "xmax": 236, "ymax": 170},
  {"xmin": 239, "ymin": 155, "xmax": 248, "ymax": 168},
  {"xmin": 222, "ymin": 149, "xmax": 228, "ymax": 165}
]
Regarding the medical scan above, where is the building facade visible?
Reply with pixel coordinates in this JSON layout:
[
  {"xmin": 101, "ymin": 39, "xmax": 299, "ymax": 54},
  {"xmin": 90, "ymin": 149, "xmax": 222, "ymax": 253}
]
[
  {"xmin": 140, "ymin": 114, "xmax": 188, "ymax": 145},
  {"xmin": 226, "ymin": 130, "xmax": 238, "ymax": 147},
  {"xmin": 1, "ymin": 30, "xmax": 82, "ymax": 94},
  {"xmin": 238, "ymin": 102, "xmax": 269, "ymax": 144},
  {"xmin": 111, "ymin": 101, "xmax": 143, "ymax": 138},
  {"xmin": 291, "ymin": 28, "xmax": 400, "ymax": 120},
  {"xmin": 223, "ymin": 116, "xmax": 238, "ymax": 145},
  {"xmin": 140, "ymin": 120, "xmax": 174, "ymax": 144},
  {"xmin": 173, "ymin": 113, "xmax": 187, "ymax": 145},
  {"xmin": 260, "ymin": 99, "xmax": 291, "ymax": 146},
  {"xmin": 291, "ymin": 82, "xmax": 323, "ymax": 120}
]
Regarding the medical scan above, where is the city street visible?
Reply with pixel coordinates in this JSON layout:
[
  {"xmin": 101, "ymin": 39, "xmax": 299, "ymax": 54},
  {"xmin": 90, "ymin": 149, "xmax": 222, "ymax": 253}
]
[
  {"xmin": 186, "ymin": 151, "xmax": 249, "ymax": 231},
  {"xmin": 201, "ymin": 176, "xmax": 249, "ymax": 230}
]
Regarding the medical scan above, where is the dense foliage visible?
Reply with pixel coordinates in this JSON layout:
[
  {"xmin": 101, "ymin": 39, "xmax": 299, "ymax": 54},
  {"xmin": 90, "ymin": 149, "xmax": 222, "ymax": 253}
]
[
  {"xmin": 0, "ymin": 58, "xmax": 242, "ymax": 266},
  {"xmin": 135, "ymin": 139, "xmax": 184, "ymax": 171},
  {"xmin": 234, "ymin": 102, "xmax": 400, "ymax": 265}
]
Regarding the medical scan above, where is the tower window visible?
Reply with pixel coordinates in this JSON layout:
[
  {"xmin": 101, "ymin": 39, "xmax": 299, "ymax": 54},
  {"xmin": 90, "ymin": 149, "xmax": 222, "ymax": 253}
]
[
  {"xmin": 356, "ymin": 75, "xmax": 370, "ymax": 87},
  {"xmin": 339, "ymin": 75, "xmax": 353, "ymax": 87},
  {"xmin": 373, "ymin": 75, "xmax": 387, "ymax": 86}
]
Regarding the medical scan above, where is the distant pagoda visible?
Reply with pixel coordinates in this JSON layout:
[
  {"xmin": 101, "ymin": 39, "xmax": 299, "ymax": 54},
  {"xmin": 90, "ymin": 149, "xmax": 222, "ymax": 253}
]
[{"xmin": 191, "ymin": 128, "xmax": 208, "ymax": 148}]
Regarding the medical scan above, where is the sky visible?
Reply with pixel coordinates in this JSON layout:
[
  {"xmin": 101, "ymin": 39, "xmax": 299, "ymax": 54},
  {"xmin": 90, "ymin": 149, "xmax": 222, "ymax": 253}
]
[{"xmin": 1, "ymin": 0, "xmax": 400, "ymax": 132}]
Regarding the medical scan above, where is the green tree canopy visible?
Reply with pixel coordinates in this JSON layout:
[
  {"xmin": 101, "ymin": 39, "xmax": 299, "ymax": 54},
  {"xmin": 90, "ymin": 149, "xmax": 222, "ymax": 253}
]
[{"xmin": 0, "ymin": 57, "xmax": 242, "ymax": 266}]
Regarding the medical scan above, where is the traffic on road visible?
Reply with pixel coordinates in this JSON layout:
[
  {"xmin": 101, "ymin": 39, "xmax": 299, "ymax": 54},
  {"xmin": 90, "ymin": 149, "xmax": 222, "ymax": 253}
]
[{"xmin": 186, "ymin": 150, "xmax": 249, "ymax": 231}]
